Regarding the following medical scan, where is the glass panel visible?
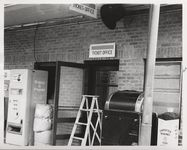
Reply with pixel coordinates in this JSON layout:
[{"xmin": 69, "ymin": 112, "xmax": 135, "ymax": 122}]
[{"xmin": 59, "ymin": 66, "xmax": 84, "ymax": 107}]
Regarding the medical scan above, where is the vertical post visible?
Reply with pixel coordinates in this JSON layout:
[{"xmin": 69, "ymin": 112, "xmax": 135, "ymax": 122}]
[
  {"xmin": 139, "ymin": 4, "xmax": 160, "ymax": 145},
  {"xmin": 0, "ymin": 58, "xmax": 4, "ymax": 145},
  {"xmin": 52, "ymin": 62, "xmax": 61, "ymax": 145},
  {"xmin": 0, "ymin": 3, "xmax": 4, "ymax": 145},
  {"xmin": 182, "ymin": 4, "xmax": 187, "ymax": 147}
]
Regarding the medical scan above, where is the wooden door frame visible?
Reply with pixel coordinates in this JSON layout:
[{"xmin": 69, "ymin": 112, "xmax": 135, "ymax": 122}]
[{"xmin": 34, "ymin": 61, "xmax": 85, "ymax": 145}]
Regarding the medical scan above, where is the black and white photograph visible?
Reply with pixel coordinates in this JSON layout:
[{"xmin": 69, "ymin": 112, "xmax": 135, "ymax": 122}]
[{"xmin": 0, "ymin": 0, "xmax": 187, "ymax": 149}]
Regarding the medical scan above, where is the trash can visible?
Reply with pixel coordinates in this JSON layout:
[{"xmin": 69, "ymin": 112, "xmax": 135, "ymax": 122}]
[{"xmin": 101, "ymin": 90, "xmax": 157, "ymax": 145}]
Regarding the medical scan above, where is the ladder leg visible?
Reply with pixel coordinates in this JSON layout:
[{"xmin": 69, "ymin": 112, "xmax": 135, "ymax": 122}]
[
  {"xmin": 68, "ymin": 95, "xmax": 101, "ymax": 146},
  {"xmin": 85, "ymin": 97, "xmax": 91, "ymax": 145},
  {"xmin": 81, "ymin": 97, "xmax": 96, "ymax": 146},
  {"xmin": 95, "ymin": 98, "xmax": 102, "ymax": 145},
  {"xmin": 68, "ymin": 96, "xmax": 86, "ymax": 146},
  {"xmin": 90, "ymin": 99, "xmax": 102, "ymax": 145}
]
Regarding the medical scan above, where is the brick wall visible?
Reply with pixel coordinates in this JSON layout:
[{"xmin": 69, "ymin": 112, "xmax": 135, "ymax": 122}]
[
  {"xmin": 4, "ymin": 9, "xmax": 182, "ymax": 91},
  {"xmin": 118, "ymin": 58, "xmax": 144, "ymax": 91}
]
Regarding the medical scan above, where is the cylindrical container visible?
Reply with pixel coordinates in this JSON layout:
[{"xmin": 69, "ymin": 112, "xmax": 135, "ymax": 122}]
[
  {"xmin": 34, "ymin": 130, "xmax": 52, "ymax": 145},
  {"xmin": 34, "ymin": 104, "xmax": 53, "ymax": 119},
  {"xmin": 33, "ymin": 118, "xmax": 52, "ymax": 132}
]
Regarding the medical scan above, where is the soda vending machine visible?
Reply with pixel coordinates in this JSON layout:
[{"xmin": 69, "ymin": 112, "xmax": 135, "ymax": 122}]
[{"xmin": 6, "ymin": 69, "xmax": 48, "ymax": 146}]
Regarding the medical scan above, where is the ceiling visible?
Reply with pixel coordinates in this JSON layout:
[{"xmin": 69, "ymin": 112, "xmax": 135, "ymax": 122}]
[
  {"xmin": 4, "ymin": 4, "xmax": 92, "ymax": 27},
  {"xmin": 4, "ymin": 4, "xmax": 150, "ymax": 28},
  {"xmin": 4, "ymin": 4, "xmax": 181, "ymax": 28}
]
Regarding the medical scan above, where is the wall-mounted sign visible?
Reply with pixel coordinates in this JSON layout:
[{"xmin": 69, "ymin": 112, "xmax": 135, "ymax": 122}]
[
  {"xmin": 69, "ymin": 4, "xmax": 97, "ymax": 19},
  {"xmin": 89, "ymin": 43, "xmax": 115, "ymax": 58}
]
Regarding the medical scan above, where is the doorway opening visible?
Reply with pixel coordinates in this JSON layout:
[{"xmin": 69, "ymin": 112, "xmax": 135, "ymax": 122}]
[{"xmin": 84, "ymin": 59, "xmax": 119, "ymax": 110}]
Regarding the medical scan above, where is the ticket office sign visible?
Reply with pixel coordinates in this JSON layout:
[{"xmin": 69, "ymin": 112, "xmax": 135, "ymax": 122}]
[
  {"xmin": 69, "ymin": 4, "xmax": 97, "ymax": 19},
  {"xmin": 89, "ymin": 43, "xmax": 115, "ymax": 58}
]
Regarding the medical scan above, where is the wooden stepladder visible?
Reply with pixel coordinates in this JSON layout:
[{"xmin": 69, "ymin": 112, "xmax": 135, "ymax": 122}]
[{"xmin": 68, "ymin": 95, "xmax": 102, "ymax": 146}]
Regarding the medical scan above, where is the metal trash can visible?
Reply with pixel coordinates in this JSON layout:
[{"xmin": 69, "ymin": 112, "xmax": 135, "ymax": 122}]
[{"xmin": 102, "ymin": 90, "xmax": 157, "ymax": 145}]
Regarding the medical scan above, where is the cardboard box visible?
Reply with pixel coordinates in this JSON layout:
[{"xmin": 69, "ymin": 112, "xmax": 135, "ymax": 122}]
[{"xmin": 157, "ymin": 118, "xmax": 179, "ymax": 146}]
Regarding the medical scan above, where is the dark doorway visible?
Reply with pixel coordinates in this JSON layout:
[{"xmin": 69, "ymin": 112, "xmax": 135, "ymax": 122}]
[{"xmin": 84, "ymin": 60, "xmax": 119, "ymax": 110}]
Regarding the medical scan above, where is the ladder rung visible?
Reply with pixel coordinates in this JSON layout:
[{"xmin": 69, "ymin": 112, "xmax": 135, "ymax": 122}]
[
  {"xmin": 93, "ymin": 109, "xmax": 102, "ymax": 112},
  {"xmin": 83, "ymin": 95, "xmax": 99, "ymax": 98},
  {"xmin": 80, "ymin": 108, "xmax": 102, "ymax": 112},
  {"xmin": 76, "ymin": 122, "xmax": 88, "ymax": 126},
  {"xmin": 73, "ymin": 136, "xmax": 84, "ymax": 140},
  {"xmin": 80, "ymin": 108, "xmax": 90, "ymax": 111}
]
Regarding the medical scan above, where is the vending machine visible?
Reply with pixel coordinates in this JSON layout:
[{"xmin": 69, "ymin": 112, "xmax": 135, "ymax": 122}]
[{"xmin": 6, "ymin": 69, "xmax": 48, "ymax": 146}]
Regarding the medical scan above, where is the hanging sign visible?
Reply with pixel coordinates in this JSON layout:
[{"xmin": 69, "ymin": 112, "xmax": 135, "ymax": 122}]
[
  {"xmin": 89, "ymin": 43, "xmax": 115, "ymax": 58},
  {"xmin": 69, "ymin": 4, "xmax": 97, "ymax": 19}
]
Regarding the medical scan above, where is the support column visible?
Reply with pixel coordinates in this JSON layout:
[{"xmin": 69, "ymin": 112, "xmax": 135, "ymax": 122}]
[
  {"xmin": 0, "ymin": 3, "xmax": 4, "ymax": 145},
  {"xmin": 139, "ymin": 4, "xmax": 160, "ymax": 145},
  {"xmin": 182, "ymin": 3, "xmax": 187, "ymax": 147}
]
